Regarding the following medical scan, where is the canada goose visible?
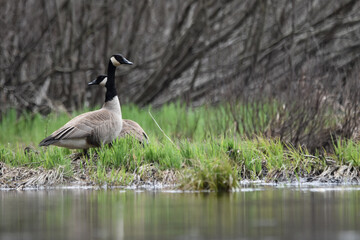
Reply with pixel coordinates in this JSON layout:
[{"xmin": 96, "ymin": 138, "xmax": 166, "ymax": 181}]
[
  {"xmin": 39, "ymin": 54, "xmax": 133, "ymax": 149},
  {"xmin": 120, "ymin": 119, "xmax": 149, "ymax": 144},
  {"xmin": 89, "ymin": 75, "xmax": 149, "ymax": 144}
]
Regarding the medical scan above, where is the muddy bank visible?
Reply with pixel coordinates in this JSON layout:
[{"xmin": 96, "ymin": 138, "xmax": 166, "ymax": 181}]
[
  {"xmin": 1, "ymin": 156, "xmax": 359, "ymax": 190},
  {"xmin": 0, "ymin": 154, "xmax": 178, "ymax": 190},
  {"xmin": 265, "ymin": 165, "xmax": 360, "ymax": 184}
]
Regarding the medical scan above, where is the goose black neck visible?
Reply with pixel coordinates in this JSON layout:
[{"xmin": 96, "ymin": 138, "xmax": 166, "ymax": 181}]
[{"xmin": 105, "ymin": 60, "xmax": 118, "ymax": 102}]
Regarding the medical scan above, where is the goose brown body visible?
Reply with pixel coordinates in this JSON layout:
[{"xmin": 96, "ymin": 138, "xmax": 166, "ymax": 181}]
[
  {"xmin": 39, "ymin": 98, "xmax": 122, "ymax": 149},
  {"xmin": 120, "ymin": 119, "xmax": 149, "ymax": 144}
]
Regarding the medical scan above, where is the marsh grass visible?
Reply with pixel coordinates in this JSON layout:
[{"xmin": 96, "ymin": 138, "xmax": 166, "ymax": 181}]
[
  {"xmin": 1, "ymin": 102, "xmax": 360, "ymax": 191},
  {"xmin": 334, "ymin": 139, "xmax": 360, "ymax": 166}
]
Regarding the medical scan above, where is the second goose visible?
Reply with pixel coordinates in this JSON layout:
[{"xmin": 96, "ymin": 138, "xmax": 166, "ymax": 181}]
[
  {"xmin": 39, "ymin": 54, "xmax": 133, "ymax": 149},
  {"xmin": 88, "ymin": 75, "xmax": 149, "ymax": 144}
]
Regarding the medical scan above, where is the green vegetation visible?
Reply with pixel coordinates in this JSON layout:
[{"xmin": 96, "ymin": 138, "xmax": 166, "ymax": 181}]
[{"xmin": 1, "ymin": 102, "xmax": 359, "ymax": 191}]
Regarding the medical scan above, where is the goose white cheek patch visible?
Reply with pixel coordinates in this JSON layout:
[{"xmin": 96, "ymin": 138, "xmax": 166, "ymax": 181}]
[
  {"xmin": 110, "ymin": 57, "xmax": 121, "ymax": 66},
  {"xmin": 100, "ymin": 77, "xmax": 108, "ymax": 87}
]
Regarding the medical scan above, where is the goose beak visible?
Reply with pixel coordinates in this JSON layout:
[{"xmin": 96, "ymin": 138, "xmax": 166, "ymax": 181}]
[
  {"xmin": 122, "ymin": 58, "xmax": 133, "ymax": 65},
  {"xmin": 88, "ymin": 79, "xmax": 97, "ymax": 86}
]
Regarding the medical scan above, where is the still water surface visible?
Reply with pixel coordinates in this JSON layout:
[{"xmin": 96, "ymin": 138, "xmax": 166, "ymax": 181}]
[{"xmin": 0, "ymin": 185, "xmax": 360, "ymax": 240}]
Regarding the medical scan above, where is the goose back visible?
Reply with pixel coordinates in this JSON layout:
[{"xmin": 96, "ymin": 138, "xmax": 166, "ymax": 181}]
[{"xmin": 120, "ymin": 119, "xmax": 149, "ymax": 144}]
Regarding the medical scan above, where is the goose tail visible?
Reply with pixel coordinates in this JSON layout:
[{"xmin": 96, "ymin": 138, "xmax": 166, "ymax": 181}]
[{"xmin": 39, "ymin": 136, "xmax": 59, "ymax": 146}]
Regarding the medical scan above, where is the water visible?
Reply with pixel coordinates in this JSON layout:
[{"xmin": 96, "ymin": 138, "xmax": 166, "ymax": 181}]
[{"xmin": 1, "ymin": 185, "xmax": 360, "ymax": 240}]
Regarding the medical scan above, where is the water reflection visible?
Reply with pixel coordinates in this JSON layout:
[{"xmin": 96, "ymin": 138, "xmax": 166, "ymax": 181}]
[{"xmin": 0, "ymin": 186, "xmax": 359, "ymax": 240}]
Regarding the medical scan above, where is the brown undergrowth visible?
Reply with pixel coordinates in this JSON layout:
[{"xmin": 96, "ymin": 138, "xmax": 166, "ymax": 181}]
[
  {"xmin": 0, "ymin": 153, "xmax": 179, "ymax": 190},
  {"xmin": 1, "ymin": 152, "xmax": 359, "ymax": 190}
]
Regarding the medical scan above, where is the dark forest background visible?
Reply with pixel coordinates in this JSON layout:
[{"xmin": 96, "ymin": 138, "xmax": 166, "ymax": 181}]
[{"xmin": 1, "ymin": 0, "xmax": 360, "ymax": 116}]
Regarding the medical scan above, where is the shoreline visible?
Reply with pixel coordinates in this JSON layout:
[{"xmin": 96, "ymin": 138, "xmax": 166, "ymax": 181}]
[{"xmin": 1, "ymin": 159, "xmax": 359, "ymax": 191}]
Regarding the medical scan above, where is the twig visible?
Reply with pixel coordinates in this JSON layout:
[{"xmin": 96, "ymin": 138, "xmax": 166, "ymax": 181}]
[{"xmin": 148, "ymin": 110, "xmax": 178, "ymax": 148}]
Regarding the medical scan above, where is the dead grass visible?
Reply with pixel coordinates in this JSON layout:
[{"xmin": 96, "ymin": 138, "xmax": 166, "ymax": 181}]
[
  {"xmin": 1, "ymin": 152, "xmax": 360, "ymax": 191},
  {"xmin": 0, "ymin": 162, "xmax": 68, "ymax": 190},
  {"xmin": 313, "ymin": 165, "xmax": 360, "ymax": 183}
]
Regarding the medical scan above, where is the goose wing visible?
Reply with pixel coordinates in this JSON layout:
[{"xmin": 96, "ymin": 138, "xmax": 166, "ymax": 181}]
[{"xmin": 39, "ymin": 109, "xmax": 118, "ymax": 146}]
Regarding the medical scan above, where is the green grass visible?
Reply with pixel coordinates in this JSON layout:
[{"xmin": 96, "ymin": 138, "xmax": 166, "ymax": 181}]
[
  {"xmin": 334, "ymin": 139, "xmax": 360, "ymax": 166},
  {"xmin": 0, "ymin": 102, "xmax": 359, "ymax": 191}
]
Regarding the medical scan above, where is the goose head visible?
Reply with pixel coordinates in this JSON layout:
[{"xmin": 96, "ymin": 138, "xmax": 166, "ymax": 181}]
[
  {"xmin": 88, "ymin": 75, "xmax": 108, "ymax": 87},
  {"xmin": 110, "ymin": 54, "xmax": 133, "ymax": 67}
]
